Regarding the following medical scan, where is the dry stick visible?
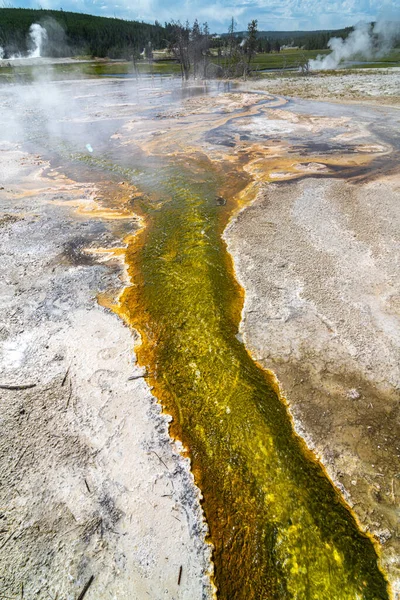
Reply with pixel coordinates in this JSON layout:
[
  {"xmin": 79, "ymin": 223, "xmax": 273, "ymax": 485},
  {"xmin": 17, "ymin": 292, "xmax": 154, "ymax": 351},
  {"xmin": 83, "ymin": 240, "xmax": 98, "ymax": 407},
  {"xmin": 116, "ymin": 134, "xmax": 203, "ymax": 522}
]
[
  {"xmin": 84, "ymin": 479, "xmax": 91, "ymax": 494},
  {"xmin": 0, "ymin": 530, "xmax": 14, "ymax": 550},
  {"xmin": 61, "ymin": 366, "xmax": 70, "ymax": 387},
  {"xmin": 77, "ymin": 576, "xmax": 94, "ymax": 600},
  {"xmin": 14, "ymin": 447, "xmax": 29, "ymax": 469},
  {"xmin": 63, "ymin": 524, "xmax": 82, "ymax": 536},
  {"xmin": 149, "ymin": 450, "xmax": 169, "ymax": 471},
  {"xmin": 128, "ymin": 369, "xmax": 149, "ymax": 381},
  {"xmin": 178, "ymin": 566, "xmax": 183, "ymax": 586},
  {"xmin": 0, "ymin": 384, "xmax": 36, "ymax": 391},
  {"xmin": 13, "ymin": 530, "xmax": 24, "ymax": 543}
]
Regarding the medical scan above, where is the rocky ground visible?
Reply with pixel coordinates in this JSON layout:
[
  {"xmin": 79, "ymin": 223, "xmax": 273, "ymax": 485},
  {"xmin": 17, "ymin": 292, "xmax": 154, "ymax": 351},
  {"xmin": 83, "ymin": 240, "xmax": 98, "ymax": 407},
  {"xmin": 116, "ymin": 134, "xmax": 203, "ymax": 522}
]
[{"xmin": 251, "ymin": 67, "xmax": 400, "ymax": 105}]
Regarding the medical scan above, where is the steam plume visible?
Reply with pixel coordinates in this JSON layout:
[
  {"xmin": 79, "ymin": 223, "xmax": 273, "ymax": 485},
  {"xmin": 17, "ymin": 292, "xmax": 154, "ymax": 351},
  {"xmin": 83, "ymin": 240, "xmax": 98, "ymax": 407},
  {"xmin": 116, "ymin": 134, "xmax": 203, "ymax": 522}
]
[
  {"xmin": 309, "ymin": 20, "xmax": 400, "ymax": 71},
  {"xmin": 28, "ymin": 23, "xmax": 48, "ymax": 58}
]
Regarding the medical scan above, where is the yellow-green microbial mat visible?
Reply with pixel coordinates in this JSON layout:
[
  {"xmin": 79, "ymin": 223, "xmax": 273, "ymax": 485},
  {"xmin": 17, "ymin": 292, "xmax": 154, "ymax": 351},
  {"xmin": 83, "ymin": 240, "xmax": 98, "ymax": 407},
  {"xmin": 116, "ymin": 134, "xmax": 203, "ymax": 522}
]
[{"xmin": 116, "ymin": 154, "xmax": 389, "ymax": 599}]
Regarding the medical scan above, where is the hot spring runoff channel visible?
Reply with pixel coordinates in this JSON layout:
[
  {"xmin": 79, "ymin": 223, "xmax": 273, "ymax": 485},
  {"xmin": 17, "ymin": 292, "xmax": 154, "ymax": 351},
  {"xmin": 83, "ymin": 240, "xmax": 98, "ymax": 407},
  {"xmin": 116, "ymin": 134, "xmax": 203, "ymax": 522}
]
[
  {"xmin": 115, "ymin": 148, "xmax": 388, "ymax": 598},
  {"xmin": 38, "ymin": 79, "xmax": 388, "ymax": 599}
]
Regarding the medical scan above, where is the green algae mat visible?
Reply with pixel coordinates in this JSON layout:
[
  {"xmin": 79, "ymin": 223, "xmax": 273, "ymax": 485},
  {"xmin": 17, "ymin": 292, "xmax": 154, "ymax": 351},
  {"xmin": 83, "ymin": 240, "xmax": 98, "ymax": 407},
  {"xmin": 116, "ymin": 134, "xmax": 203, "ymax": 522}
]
[{"xmin": 115, "ymin": 154, "xmax": 388, "ymax": 598}]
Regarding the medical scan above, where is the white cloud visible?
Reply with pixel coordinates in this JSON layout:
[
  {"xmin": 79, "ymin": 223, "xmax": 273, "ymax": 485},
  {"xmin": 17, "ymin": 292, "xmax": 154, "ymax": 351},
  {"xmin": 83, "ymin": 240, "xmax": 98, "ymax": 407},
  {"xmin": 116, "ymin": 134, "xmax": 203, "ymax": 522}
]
[{"xmin": 15, "ymin": 0, "xmax": 400, "ymax": 31}]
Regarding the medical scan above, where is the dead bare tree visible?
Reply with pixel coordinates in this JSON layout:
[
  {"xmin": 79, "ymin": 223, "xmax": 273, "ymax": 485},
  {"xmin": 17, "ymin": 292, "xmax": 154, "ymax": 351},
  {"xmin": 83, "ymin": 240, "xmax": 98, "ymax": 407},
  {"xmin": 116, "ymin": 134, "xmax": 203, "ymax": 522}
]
[
  {"xmin": 222, "ymin": 18, "xmax": 258, "ymax": 80},
  {"xmin": 168, "ymin": 21, "xmax": 191, "ymax": 80},
  {"xmin": 298, "ymin": 52, "xmax": 311, "ymax": 75},
  {"xmin": 201, "ymin": 22, "xmax": 211, "ymax": 78},
  {"xmin": 169, "ymin": 20, "xmax": 211, "ymax": 81},
  {"xmin": 190, "ymin": 19, "xmax": 202, "ymax": 78}
]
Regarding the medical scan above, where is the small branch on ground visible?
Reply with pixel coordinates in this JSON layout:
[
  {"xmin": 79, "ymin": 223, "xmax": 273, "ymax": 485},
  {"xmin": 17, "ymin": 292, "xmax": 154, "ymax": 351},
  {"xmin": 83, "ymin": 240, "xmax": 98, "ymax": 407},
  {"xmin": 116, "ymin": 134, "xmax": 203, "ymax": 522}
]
[
  {"xmin": 61, "ymin": 365, "xmax": 70, "ymax": 387},
  {"xmin": 148, "ymin": 450, "xmax": 170, "ymax": 471},
  {"xmin": 14, "ymin": 446, "xmax": 29, "ymax": 469},
  {"xmin": 0, "ymin": 383, "xmax": 36, "ymax": 390},
  {"xmin": 0, "ymin": 530, "xmax": 15, "ymax": 550},
  {"xmin": 77, "ymin": 575, "xmax": 94, "ymax": 600}
]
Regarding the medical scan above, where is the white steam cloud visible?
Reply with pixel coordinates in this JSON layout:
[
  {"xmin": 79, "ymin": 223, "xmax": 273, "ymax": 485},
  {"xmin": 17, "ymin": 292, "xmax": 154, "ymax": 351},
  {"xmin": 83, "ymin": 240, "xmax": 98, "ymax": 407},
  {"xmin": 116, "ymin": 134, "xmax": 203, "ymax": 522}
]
[
  {"xmin": 28, "ymin": 23, "xmax": 48, "ymax": 58},
  {"xmin": 309, "ymin": 20, "xmax": 400, "ymax": 71},
  {"xmin": 3, "ymin": 23, "xmax": 49, "ymax": 60}
]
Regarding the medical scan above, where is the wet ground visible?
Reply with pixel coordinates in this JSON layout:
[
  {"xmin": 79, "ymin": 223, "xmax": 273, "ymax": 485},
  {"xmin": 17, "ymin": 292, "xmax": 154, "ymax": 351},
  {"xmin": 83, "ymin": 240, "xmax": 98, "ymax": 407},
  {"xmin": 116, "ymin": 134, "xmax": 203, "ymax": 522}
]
[{"xmin": 0, "ymin": 74, "xmax": 399, "ymax": 598}]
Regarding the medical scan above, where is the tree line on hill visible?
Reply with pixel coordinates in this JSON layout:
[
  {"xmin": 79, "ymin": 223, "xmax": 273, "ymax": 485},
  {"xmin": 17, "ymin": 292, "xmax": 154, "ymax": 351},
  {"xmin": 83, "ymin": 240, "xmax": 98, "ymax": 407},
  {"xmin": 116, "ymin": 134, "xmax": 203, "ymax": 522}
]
[
  {"xmin": 0, "ymin": 7, "xmax": 361, "ymax": 61},
  {"xmin": 224, "ymin": 25, "xmax": 354, "ymax": 52},
  {"xmin": 0, "ymin": 8, "xmax": 172, "ymax": 58}
]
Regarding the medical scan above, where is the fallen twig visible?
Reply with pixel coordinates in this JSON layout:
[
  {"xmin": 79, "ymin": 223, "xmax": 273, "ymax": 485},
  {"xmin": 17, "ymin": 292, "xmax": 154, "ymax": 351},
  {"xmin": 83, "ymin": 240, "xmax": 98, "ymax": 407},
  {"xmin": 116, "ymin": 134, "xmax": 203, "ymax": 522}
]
[
  {"xmin": 0, "ymin": 383, "xmax": 36, "ymax": 391},
  {"xmin": 178, "ymin": 565, "xmax": 182, "ymax": 586},
  {"xmin": 77, "ymin": 575, "xmax": 94, "ymax": 600},
  {"xmin": 148, "ymin": 451, "xmax": 169, "ymax": 471},
  {"xmin": 61, "ymin": 366, "xmax": 70, "ymax": 387},
  {"xmin": 84, "ymin": 479, "xmax": 91, "ymax": 494},
  {"xmin": 128, "ymin": 368, "xmax": 148, "ymax": 381},
  {"xmin": 0, "ymin": 530, "xmax": 14, "ymax": 550},
  {"xmin": 63, "ymin": 524, "xmax": 82, "ymax": 536},
  {"xmin": 14, "ymin": 447, "xmax": 29, "ymax": 469}
]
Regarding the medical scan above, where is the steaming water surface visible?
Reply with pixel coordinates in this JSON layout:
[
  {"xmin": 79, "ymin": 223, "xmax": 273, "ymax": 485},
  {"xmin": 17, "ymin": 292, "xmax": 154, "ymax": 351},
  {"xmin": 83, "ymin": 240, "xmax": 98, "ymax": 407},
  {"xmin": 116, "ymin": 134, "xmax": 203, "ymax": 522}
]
[{"xmin": 0, "ymin": 75, "xmax": 390, "ymax": 598}]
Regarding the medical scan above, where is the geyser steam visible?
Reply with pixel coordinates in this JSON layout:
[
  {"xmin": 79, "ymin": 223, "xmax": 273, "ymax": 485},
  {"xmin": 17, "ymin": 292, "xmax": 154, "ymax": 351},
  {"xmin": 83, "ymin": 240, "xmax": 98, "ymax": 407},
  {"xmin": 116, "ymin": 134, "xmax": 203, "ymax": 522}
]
[
  {"xmin": 309, "ymin": 20, "xmax": 400, "ymax": 70},
  {"xmin": 28, "ymin": 23, "xmax": 48, "ymax": 58}
]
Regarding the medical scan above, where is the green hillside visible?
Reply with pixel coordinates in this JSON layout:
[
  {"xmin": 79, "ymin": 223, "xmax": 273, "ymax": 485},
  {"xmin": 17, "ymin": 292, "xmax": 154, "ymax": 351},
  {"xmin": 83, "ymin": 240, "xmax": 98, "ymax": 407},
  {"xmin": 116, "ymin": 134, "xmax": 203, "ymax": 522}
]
[{"xmin": 0, "ymin": 8, "xmax": 171, "ymax": 58}]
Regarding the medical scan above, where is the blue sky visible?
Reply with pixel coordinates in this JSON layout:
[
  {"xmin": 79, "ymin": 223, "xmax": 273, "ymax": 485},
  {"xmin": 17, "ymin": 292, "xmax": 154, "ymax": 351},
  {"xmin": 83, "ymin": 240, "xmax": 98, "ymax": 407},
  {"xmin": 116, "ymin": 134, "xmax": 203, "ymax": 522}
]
[{"xmin": 12, "ymin": 0, "xmax": 400, "ymax": 32}]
